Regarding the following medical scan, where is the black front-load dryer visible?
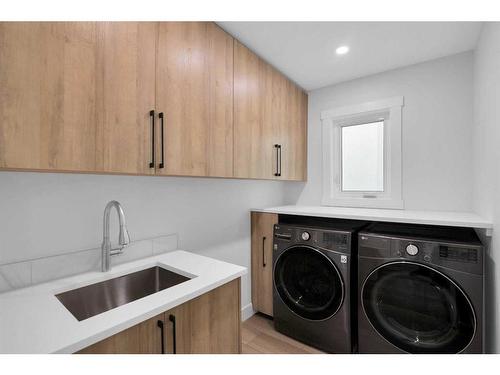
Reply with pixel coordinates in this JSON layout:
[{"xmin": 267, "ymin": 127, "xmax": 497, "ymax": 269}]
[
  {"xmin": 273, "ymin": 219, "xmax": 365, "ymax": 353},
  {"xmin": 358, "ymin": 223, "xmax": 484, "ymax": 354}
]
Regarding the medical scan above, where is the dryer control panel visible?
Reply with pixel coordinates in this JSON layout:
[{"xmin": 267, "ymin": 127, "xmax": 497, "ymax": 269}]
[
  {"xmin": 405, "ymin": 244, "xmax": 419, "ymax": 256},
  {"xmin": 394, "ymin": 240, "xmax": 435, "ymax": 262},
  {"xmin": 358, "ymin": 233, "xmax": 483, "ymax": 275}
]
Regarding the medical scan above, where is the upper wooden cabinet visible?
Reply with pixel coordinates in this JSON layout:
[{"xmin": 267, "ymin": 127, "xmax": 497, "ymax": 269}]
[
  {"xmin": 234, "ymin": 41, "xmax": 307, "ymax": 181},
  {"xmin": 156, "ymin": 22, "xmax": 234, "ymax": 177},
  {"xmin": 233, "ymin": 42, "xmax": 276, "ymax": 179},
  {"xmin": 0, "ymin": 22, "xmax": 99, "ymax": 172},
  {"xmin": 95, "ymin": 22, "xmax": 157, "ymax": 175},
  {"xmin": 282, "ymin": 81, "xmax": 308, "ymax": 181},
  {"xmin": 0, "ymin": 22, "xmax": 306, "ymax": 180}
]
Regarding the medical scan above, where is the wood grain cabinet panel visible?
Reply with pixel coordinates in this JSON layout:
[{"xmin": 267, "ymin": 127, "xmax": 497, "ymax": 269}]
[
  {"xmin": 234, "ymin": 40, "xmax": 307, "ymax": 181},
  {"xmin": 165, "ymin": 278, "xmax": 241, "ymax": 354},
  {"xmin": 233, "ymin": 41, "xmax": 276, "ymax": 179},
  {"xmin": 281, "ymin": 82, "xmax": 308, "ymax": 181},
  {"xmin": 156, "ymin": 22, "xmax": 234, "ymax": 177},
  {"xmin": 77, "ymin": 279, "xmax": 241, "ymax": 354},
  {"xmin": 251, "ymin": 212, "xmax": 278, "ymax": 316},
  {"xmin": 78, "ymin": 313, "xmax": 164, "ymax": 354},
  {"xmin": 0, "ymin": 22, "xmax": 99, "ymax": 171},
  {"xmin": 95, "ymin": 22, "xmax": 157, "ymax": 175}
]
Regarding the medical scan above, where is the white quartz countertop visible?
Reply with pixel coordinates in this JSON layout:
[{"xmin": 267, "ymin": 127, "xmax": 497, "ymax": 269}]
[
  {"xmin": 253, "ymin": 205, "xmax": 493, "ymax": 231},
  {"xmin": 0, "ymin": 250, "xmax": 246, "ymax": 354}
]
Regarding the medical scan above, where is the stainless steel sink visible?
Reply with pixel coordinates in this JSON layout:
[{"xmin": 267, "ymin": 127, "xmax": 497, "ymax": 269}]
[{"xmin": 56, "ymin": 266, "xmax": 191, "ymax": 321}]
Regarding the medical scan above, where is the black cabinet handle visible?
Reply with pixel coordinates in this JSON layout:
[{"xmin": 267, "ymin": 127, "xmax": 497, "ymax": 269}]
[
  {"xmin": 158, "ymin": 112, "xmax": 165, "ymax": 169},
  {"xmin": 149, "ymin": 110, "xmax": 155, "ymax": 168},
  {"xmin": 274, "ymin": 144, "xmax": 282, "ymax": 177},
  {"xmin": 169, "ymin": 314, "xmax": 177, "ymax": 354},
  {"xmin": 157, "ymin": 320, "xmax": 165, "ymax": 354},
  {"xmin": 278, "ymin": 144, "xmax": 282, "ymax": 176},
  {"xmin": 262, "ymin": 236, "xmax": 266, "ymax": 267}
]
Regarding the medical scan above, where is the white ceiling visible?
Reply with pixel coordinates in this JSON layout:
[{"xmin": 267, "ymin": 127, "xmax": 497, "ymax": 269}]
[{"xmin": 218, "ymin": 22, "xmax": 483, "ymax": 91}]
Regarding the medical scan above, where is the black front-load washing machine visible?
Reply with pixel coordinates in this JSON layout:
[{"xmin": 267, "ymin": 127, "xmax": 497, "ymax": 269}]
[
  {"xmin": 358, "ymin": 222, "xmax": 484, "ymax": 353},
  {"xmin": 273, "ymin": 216, "xmax": 366, "ymax": 353}
]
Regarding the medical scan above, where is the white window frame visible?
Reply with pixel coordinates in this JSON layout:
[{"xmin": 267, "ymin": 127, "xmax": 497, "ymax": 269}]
[{"xmin": 321, "ymin": 96, "xmax": 404, "ymax": 209}]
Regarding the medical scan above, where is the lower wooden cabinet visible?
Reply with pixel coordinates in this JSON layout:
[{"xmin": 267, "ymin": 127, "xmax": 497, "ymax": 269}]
[
  {"xmin": 251, "ymin": 211, "xmax": 278, "ymax": 316},
  {"xmin": 165, "ymin": 278, "xmax": 241, "ymax": 353},
  {"xmin": 78, "ymin": 278, "xmax": 241, "ymax": 354},
  {"xmin": 78, "ymin": 313, "xmax": 164, "ymax": 354}
]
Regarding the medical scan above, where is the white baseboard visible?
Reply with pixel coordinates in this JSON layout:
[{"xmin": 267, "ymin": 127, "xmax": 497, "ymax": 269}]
[{"xmin": 241, "ymin": 303, "xmax": 255, "ymax": 321}]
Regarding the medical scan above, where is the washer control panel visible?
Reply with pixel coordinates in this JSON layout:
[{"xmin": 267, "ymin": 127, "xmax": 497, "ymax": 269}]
[
  {"xmin": 406, "ymin": 244, "xmax": 419, "ymax": 256},
  {"xmin": 274, "ymin": 224, "xmax": 351, "ymax": 253}
]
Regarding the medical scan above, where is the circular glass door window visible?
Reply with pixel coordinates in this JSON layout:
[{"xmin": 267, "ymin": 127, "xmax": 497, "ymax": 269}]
[
  {"xmin": 362, "ymin": 262, "xmax": 476, "ymax": 353},
  {"xmin": 274, "ymin": 246, "xmax": 344, "ymax": 320}
]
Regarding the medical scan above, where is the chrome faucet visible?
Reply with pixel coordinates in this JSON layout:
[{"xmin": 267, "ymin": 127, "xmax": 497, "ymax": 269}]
[{"xmin": 101, "ymin": 200, "xmax": 130, "ymax": 272}]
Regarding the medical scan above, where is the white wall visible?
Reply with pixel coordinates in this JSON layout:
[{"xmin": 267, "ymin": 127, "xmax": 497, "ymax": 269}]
[
  {"xmin": 286, "ymin": 52, "xmax": 474, "ymax": 212},
  {"xmin": 0, "ymin": 172, "xmax": 290, "ymax": 310},
  {"xmin": 472, "ymin": 22, "xmax": 500, "ymax": 353}
]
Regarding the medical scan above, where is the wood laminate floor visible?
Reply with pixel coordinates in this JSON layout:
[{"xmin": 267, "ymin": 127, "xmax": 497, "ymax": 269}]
[{"xmin": 241, "ymin": 313, "xmax": 324, "ymax": 354}]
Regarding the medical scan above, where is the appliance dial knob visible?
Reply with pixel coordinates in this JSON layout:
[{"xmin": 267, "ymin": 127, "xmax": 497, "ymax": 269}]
[
  {"xmin": 301, "ymin": 231, "xmax": 311, "ymax": 241},
  {"xmin": 406, "ymin": 244, "xmax": 419, "ymax": 256}
]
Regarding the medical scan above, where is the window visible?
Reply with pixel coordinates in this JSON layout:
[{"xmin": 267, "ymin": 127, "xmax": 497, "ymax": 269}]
[
  {"xmin": 341, "ymin": 121, "xmax": 384, "ymax": 192},
  {"xmin": 321, "ymin": 97, "xmax": 403, "ymax": 209}
]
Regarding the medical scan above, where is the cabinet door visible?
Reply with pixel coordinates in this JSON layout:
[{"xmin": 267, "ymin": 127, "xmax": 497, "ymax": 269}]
[
  {"xmin": 156, "ymin": 22, "xmax": 233, "ymax": 177},
  {"xmin": 165, "ymin": 278, "xmax": 241, "ymax": 354},
  {"xmin": 251, "ymin": 212, "xmax": 278, "ymax": 316},
  {"xmin": 0, "ymin": 22, "xmax": 98, "ymax": 171},
  {"xmin": 77, "ymin": 314, "xmax": 164, "ymax": 354},
  {"xmin": 233, "ymin": 41, "xmax": 279, "ymax": 179},
  {"xmin": 95, "ymin": 22, "xmax": 156, "ymax": 174},
  {"xmin": 280, "ymin": 82, "xmax": 308, "ymax": 181}
]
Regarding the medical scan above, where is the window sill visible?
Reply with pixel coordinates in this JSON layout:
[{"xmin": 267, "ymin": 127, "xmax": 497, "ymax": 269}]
[{"xmin": 321, "ymin": 197, "xmax": 404, "ymax": 210}]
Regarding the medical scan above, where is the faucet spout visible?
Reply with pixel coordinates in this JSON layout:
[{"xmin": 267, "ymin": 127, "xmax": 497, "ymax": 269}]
[{"xmin": 101, "ymin": 200, "xmax": 130, "ymax": 272}]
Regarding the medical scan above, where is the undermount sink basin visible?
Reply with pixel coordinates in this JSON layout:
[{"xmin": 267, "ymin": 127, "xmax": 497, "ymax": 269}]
[{"xmin": 56, "ymin": 266, "xmax": 191, "ymax": 321}]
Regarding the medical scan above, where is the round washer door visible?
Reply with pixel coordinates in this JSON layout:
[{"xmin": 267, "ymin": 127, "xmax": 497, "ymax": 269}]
[
  {"xmin": 362, "ymin": 262, "xmax": 476, "ymax": 353},
  {"xmin": 274, "ymin": 245, "xmax": 344, "ymax": 321}
]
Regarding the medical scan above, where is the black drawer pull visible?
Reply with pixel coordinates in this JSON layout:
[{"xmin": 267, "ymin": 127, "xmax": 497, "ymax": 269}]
[
  {"xmin": 159, "ymin": 112, "xmax": 165, "ymax": 169},
  {"xmin": 169, "ymin": 314, "xmax": 177, "ymax": 354},
  {"xmin": 274, "ymin": 144, "xmax": 280, "ymax": 177},
  {"xmin": 149, "ymin": 110, "xmax": 155, "ymax": 168},
  {"xmin": 278, "ymin": 144, "xmax": 282, "ymax": 176},
  {"xmin": 157, "ymin": 320, "xmax": 165, "ymax": 354},
  {"xmin": 262, "ymin": 236, "xmax": 266, "ymax": 267}
]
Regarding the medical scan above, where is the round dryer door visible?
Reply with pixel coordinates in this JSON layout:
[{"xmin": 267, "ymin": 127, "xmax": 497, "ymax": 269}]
[
  {"xmin": 362, "ymin": 262, "xmax": 476, "ymax": 353},
  {"xmin": 274, "ymin": 245, "xmax": 344, "ymax": 321}
]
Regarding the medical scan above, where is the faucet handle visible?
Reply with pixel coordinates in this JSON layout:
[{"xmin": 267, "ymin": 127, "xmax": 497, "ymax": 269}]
[{"xmin": 110, "ymin": 247, "xmax": 124, "ymax": 256}]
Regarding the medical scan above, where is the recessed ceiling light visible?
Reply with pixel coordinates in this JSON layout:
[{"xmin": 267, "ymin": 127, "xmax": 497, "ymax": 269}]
[{"xmin": 336, "ymin": 45, "xmax": 349, "ymax": 55}]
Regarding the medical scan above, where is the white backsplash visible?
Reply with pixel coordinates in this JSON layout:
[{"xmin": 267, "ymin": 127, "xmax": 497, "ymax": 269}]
[
  {"xmin": 0, "ymin": 233, "xmax": 178, "ymax": 293},
  {"xmin": 0, "ymin": 262, "xmax": 32, "ymax": 292}
]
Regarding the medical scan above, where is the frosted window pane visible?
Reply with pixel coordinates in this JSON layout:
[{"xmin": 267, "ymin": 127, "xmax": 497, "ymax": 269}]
[{"xmin": 341, "ymin": 121, "xmax": 384, "ymax": 192}]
